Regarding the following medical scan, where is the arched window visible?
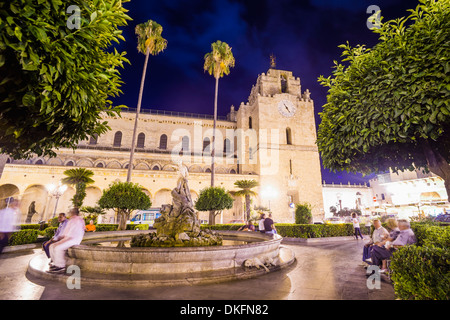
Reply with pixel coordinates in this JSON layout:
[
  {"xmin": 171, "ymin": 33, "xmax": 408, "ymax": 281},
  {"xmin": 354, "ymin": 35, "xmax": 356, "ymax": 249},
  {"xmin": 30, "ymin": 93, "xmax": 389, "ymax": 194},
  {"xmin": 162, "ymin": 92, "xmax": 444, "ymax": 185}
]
[
  {"xmin": 205, "ymin": 168, "xmax": 211, "ymax": 173},
  {"xmin": 249, "ymin": 116, "xmax": 253, "ymax": 129},
  {"xmin": 203, "ymin": 137, "xmax": 210, "ymax": 154},
  {"xmin": 137, "ymin": 132, "xmax": 145, "ymax": 148},
  {"xmin": 66, "ymin": 161, "xmax": 74, "ymax": 166},
  {"xmin": 223, "ymin": 138, "xmax": 231, "ymax": 154},
  {"xmin": 281, "ymin": 74, "xmax": 287, "ymax": 93},
  {"xmin": 230, "ymin": 169, "xmax": 236, "ymax": 174},
  {"xmin": 35, "ymin": 159, "xmax": 44, "ymax": 165},
  {"xmin": 182, "ymin": 136, "xmax": 189, "ymax": 152},
  {"xmin": 286, "ymin": 127, "xmax": 292, "ymax": 145},
  {"xmin": 152, "ymin": 165, "xmax": 160, "ymax": 171},
  {"xmin": 96, "ymin": 162, "xmax": 104, "ymax": 168},
  {"xmin": 159, "ymin": 134, "xmax": 168, "ymax": 150},
  {"xmin": 89, "ymin": 134, "xmax": 98, "ymax": 145},
  {"xmin": 113, "ymin": 131, "xmax": 122, "ymax": 147}
]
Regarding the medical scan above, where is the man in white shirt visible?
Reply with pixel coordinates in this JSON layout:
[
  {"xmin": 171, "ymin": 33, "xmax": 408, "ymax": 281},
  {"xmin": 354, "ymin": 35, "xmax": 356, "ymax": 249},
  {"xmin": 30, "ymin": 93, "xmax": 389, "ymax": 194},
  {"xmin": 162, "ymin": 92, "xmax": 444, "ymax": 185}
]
[
  {"xmin": 362, "ymin": 219, "xmax": 389, "ymax": 265},
  {"xmin": 48, "ymin": 208, "xmax": 85, "ymax": 273}
]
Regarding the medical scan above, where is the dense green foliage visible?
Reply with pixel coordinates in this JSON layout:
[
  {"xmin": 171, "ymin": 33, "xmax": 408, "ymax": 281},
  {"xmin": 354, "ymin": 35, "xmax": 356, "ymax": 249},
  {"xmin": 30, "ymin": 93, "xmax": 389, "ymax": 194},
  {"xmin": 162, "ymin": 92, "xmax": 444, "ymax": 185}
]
[
  {"xmin": 0, "ymin": 0, "xmax": 131, "ymax": 159},
  {"xmin": 98, "ymin": 181, "xmax": 151, "ymax": 230},
  {"xmin": 275, "ymin": 223, "xmax": 356, "ymax": 238},
  {"xmin": 8, "ymin": 229, "xmax": 38, "ymax": 245},
  {"xmin": 294, "ymin": 203, "xmax": 313, "ymax": 224},
  {"xmin": 194, "ymin": 187, "xmax": 234, "ymax": 225},
  {"xmin": 317, "ymin": 0, "xmax": 450, "ymax": 199},
  {"xmin": 391, "ymin": 223, "xmax": 449, "ymax": 300}
]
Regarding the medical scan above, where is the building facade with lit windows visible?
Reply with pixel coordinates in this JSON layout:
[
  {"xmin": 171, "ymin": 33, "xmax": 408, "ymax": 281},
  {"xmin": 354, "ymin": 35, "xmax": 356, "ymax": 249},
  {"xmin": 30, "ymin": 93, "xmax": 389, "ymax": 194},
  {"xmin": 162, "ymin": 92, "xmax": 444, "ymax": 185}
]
[{"xmin": 0, "ymin": 67, "xmax": 325, "ymax": 224}]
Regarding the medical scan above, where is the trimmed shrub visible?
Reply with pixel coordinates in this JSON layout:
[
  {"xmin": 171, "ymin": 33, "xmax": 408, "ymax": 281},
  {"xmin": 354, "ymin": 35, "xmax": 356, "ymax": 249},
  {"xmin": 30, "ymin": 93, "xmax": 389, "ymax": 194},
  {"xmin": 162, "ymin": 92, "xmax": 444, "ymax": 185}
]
[
  {"xmin": 275, "ymin": 223, "xmax": 355, "ymax": 238},
  {"xmin": 8, "ymin": 229, "xmax": 38, "ymax": 246},
  {"xmin": 295, "ymin": 203, "xmax": 312, "ymax": 224},
  {"xmin": 20, "ymin": 224, "xmax": 47, "ymax": 230},
  {"xmin": 390, "ymin": 222, "xmax": 450, "ymax": 300},
  {"xmin": 95, "ymin": 224, "xmax": 150, "ymax": 231},
  {"xmin": 42, "ymin": 227, "xmax": 57, "ymax": 239},
  {"xmin": 390, "ymin": 245, "xmax": 449, "ymax": 300},
  {"xmin": 201, "ymin": 224, "xmax": 245, "ymax": 231}
]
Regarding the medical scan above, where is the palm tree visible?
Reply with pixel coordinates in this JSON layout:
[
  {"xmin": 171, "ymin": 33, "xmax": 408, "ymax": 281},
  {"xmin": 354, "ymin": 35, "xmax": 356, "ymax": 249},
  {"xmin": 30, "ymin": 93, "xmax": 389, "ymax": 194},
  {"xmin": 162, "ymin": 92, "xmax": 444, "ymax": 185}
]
[
  {"xmin": 232, "ymin": 179, "xmax": 259, "ymax": 221},
  {"xmin": 204, "ymin": 40, "xmax": 235, "ymax": 187},
  {"xmin": 61, "ymin": 168, "xmax": 95, "ymax": 209},
  {"xmin": 127, "ymin": 20, "xmax": 168, "ymax": 182}
]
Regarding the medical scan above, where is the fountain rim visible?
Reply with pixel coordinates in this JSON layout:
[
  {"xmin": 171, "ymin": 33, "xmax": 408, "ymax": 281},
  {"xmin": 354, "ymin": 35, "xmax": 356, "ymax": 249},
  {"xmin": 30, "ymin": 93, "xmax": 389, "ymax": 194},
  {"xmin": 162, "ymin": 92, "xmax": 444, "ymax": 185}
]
[{"xmin": 74, "ymin": 229, "xmax": 282, "ymax": 253}]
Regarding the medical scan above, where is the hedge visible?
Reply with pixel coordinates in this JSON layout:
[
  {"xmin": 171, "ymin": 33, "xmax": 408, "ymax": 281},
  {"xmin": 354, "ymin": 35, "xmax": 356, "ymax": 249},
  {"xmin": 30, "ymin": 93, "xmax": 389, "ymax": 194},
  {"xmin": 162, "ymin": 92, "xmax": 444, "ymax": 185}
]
[
  {"xmin": 95, "ymin": 224, "xmax": 149, "ymax": 231},
  {"xmin": 275, "ymin": 223, "xmax": 356, "ymax": 238},
  {"xmin": 201, "ymin": 224, "xmax": 245, "ymax": 231},
  {"xmin": 390, "ymin": 223, "xmax": 450, "ymax": 300},
  {"xmin": 8, "ymin": 229, "xmax": 38, "ymax": 246}
]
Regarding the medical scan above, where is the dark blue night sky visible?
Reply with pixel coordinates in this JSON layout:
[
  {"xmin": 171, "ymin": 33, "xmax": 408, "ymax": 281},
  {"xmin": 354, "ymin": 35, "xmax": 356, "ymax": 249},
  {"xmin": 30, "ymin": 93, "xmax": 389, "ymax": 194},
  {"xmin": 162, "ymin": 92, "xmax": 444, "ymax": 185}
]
[{"xmin": 111, "ymin": 0, "xmax": 417, "ymax": 185}]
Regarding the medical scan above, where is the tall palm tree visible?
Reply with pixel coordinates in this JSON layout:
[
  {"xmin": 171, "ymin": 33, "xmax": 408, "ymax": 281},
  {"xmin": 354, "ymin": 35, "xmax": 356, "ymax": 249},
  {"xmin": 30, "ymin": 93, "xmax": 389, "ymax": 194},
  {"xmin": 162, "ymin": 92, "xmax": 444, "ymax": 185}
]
[
  {"xmin": 204, "ymin": 40, "xmax": 235, "ymax": 187},
  {"xmin": 233, "ymin": 179, "xmax": 259, "ymax": 221},
  {"xmin": 61, "ymin": 168, "xmax": 95, "ymax": 209},
  {"xmin": 127, "ymin": 20, "xmax": 167, "ymax": 182}
]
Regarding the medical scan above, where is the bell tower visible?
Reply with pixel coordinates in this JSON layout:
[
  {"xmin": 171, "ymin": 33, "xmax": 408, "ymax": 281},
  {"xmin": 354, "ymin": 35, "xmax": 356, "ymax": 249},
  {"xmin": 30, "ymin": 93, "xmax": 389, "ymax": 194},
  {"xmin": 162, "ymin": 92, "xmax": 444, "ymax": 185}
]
[{"xmin": 236, "ymin": 66, "xmax": 324, "ymax": 222}]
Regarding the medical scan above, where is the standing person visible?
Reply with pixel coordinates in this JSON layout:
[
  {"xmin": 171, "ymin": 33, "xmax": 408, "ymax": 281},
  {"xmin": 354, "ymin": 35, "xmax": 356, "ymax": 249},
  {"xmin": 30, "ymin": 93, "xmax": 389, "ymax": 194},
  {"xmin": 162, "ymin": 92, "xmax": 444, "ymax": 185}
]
[
  {"xmin": 352, "ymin": 213, "xmax": 364, "ymax": 240},
  {"xmin": 48, "ymin": 208, "xmax": 85, "ymax": 273},
  {"xmin": 42, "ymin": 213, "xmax": 68, "ymax": 261},
  {"xmin": 0, "ymin": 198, "xmax": 20, "ymax": 254},
  {"xmin": 264, "ymin": 213, "xmax": 277, "ymax": 235},
  {"xmin": 258, "ymin": 214, "xmax": 265, "ymax": 234}
]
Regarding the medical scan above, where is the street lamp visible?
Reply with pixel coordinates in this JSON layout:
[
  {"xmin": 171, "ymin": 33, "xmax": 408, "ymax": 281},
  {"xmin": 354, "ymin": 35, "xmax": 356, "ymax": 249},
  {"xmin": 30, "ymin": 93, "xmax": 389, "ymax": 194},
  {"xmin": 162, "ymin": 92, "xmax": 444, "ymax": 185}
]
[
  {"xmin": 46, "ymin": 182, "xmax": 67, "ymax": 218},
  {"xmin": 260, "ymin": 185, "xmax": 278, "ymax": 211}
]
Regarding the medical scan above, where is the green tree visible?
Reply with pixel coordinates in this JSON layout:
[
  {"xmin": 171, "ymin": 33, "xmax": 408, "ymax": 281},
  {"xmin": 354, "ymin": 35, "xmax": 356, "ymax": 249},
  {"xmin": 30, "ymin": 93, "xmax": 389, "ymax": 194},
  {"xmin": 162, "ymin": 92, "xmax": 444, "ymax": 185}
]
[
  {"xmin": 0, "ymin": 0, "xmax": 131, "ymax": 159},
  {"xmin": 204, "ymin": 40, "xmax": 235, "ymax": 187},
  {"xmin": 232, "ymin": 179, "xmax": 259, "ymax": 221},
  {"xmin": 97, "ymin": 181, "xmax": 151, "ymax": 230},
  {"xmin": 61, "ymin": 168, "xmax": 94, "ymax": 209},
  {"xmin": 194, "ymin": 187, "xmax": 234, "ymax": 225},
  {"xmin": 317, "ymin": 0, "xmax": 450, "ymax": 200},
  {"xmin": 295, "ymin": 203, "xmax": 312, "ymax": 224},
  {"xmin": 126, "ymin": 20, "xmax": 167, "ymax": 182}
]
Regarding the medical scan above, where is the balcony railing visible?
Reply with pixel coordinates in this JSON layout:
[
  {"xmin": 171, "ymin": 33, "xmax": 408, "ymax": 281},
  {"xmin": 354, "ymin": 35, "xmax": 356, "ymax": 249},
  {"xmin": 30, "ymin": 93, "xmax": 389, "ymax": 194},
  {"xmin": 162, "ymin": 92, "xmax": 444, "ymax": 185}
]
[{"xmin": 120, "ymin": 108, "xmax": 233, "ymax": 122}]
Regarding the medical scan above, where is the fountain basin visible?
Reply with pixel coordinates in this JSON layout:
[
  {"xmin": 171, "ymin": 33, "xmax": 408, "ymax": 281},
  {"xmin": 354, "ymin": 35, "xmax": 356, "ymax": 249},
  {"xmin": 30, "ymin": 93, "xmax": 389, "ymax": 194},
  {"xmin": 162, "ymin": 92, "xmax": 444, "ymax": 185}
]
[{"xmin": 27, "ymin": 230, "xmax": 295, "ymax": 287}]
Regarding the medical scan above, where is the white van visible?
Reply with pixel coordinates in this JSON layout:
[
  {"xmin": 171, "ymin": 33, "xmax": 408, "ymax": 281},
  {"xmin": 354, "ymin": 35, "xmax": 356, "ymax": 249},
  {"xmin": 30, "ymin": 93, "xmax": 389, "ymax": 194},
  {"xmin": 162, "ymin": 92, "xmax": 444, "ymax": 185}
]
[{"xmin": 127, "ymin": 208, "xmax": 161, "ymax": 227}]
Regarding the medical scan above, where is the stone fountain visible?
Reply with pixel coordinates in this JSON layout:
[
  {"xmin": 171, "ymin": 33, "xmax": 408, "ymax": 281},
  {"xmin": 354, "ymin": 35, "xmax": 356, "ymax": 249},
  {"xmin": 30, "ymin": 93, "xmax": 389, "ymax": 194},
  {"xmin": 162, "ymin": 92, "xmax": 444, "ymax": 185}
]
[{"xmin": 27, "ymin": 162, "xmax": 295, "ymax": 287}]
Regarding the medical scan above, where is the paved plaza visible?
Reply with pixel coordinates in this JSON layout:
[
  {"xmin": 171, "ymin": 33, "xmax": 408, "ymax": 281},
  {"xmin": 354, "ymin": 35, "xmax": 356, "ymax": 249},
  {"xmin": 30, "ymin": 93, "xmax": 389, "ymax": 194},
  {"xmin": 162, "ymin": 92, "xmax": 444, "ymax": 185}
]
[{"xmin": 0, "ymin": 239, "xmax": 395, "ymax": 300}]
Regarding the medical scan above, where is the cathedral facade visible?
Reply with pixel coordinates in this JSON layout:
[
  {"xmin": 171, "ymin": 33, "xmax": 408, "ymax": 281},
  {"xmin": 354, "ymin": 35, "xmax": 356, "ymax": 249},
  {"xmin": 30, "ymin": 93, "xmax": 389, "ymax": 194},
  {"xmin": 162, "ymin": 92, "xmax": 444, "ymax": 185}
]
[{"xmin": 0, "ymin": 68, "xmax": 324, "ymax": 224}]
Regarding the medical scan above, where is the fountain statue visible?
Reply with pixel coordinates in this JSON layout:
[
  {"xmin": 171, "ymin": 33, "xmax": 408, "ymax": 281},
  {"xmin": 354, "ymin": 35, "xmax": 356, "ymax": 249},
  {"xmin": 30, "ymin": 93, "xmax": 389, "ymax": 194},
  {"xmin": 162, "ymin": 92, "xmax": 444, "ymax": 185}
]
[{"xmin": 131, "ymin": 161, "xmax": 222, "ymax": 247}]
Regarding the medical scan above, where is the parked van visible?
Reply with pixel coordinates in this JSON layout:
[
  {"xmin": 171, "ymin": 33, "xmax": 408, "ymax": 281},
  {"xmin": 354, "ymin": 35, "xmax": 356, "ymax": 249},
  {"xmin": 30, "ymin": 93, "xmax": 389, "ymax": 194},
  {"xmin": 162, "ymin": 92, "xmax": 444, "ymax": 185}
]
[{"xmin": 127, "ymin": 208, "xmax": 161, "ymax": 227}]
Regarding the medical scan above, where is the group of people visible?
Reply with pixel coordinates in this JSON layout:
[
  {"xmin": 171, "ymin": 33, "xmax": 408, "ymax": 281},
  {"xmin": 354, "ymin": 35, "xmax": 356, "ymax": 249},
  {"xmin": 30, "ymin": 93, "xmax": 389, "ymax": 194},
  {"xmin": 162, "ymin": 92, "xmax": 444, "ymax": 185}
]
[
  {"xmin": 42, "ymin": 208, "xmax": 86, "ymax": 273},
  {"xmin": 361, "ymin": 218, "xmax": 416, "ymax": 273},
  {"xmin": 237, "ymin": 213, "xmax": 277, "ymax": 235}
]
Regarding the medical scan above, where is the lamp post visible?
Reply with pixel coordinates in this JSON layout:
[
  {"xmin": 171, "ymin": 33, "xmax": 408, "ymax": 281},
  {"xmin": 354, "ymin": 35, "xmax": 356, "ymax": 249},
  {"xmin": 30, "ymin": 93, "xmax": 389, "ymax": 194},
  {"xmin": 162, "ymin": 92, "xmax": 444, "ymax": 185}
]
[{"xmin": 46, "ymin": 182, "xmax": 67, "ymax": 219}]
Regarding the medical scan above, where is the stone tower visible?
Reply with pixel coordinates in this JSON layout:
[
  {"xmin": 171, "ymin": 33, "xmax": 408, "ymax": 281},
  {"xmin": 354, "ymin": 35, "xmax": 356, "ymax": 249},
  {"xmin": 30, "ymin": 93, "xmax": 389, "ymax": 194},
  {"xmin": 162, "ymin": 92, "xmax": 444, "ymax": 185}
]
[{"xmin": 236, "ymin": 68, "xmax": 324, "ymax": 222}]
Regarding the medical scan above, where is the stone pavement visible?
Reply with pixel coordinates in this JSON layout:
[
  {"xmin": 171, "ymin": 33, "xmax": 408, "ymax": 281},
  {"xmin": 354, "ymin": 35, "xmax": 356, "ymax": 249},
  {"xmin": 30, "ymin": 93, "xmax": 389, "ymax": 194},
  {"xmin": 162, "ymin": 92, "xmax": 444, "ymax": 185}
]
[{"xmin": 0, "ymin": 239, "xmax": 395, "ymax": 300}]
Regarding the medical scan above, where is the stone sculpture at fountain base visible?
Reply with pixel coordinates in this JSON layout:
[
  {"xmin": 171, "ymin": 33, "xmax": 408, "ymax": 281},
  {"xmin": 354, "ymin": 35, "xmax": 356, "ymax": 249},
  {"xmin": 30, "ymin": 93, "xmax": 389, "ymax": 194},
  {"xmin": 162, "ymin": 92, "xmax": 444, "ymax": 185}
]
[{"xmin": 131, "ymin": 161, "xmax": 222, "ymax": 247}]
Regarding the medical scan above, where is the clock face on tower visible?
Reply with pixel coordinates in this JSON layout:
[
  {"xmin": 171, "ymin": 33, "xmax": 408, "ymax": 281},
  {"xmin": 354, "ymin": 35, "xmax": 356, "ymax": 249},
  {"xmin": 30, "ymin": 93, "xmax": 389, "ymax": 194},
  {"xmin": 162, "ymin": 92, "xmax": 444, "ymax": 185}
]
[{"xmin": 277, "ymin": 99, "xmax": 296, "ymax": 118}]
